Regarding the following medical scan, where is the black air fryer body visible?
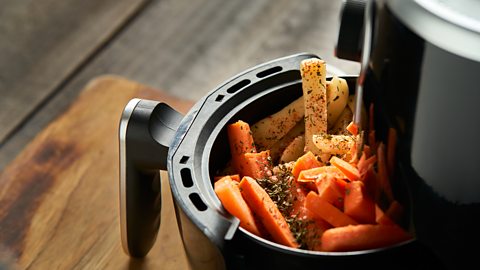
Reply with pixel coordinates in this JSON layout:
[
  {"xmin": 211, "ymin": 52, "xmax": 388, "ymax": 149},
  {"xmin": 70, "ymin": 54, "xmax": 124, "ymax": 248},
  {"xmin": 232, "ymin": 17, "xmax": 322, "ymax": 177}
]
[
  {"xmin": 119, "ymin": 0, "xmax": 480, "ymax": 269},
  {"xmin": 335, "ymin": 0, "xmax": 480, "ymax": 269}
]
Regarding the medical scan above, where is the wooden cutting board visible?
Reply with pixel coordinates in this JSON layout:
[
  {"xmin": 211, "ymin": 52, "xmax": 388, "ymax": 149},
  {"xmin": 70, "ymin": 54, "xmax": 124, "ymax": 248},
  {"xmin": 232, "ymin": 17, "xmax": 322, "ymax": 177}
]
[{"xmin": 0, "ymin": 76, "xmax": 194, "ymax": 269}]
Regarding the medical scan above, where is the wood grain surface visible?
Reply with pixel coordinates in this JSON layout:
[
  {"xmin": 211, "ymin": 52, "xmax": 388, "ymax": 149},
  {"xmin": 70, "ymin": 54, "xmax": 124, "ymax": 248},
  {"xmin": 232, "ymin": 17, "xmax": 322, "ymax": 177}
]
[
  {"xmin": 0, "ymin": 0, "xmax": 149, "ymax": 144},
  {"xmin": 0, "ymin": 0, "xmax": 360, "ymax": 171},
  {"xmin": 0, "ymin": 76, "xmax": 193, "ymax": 269}
]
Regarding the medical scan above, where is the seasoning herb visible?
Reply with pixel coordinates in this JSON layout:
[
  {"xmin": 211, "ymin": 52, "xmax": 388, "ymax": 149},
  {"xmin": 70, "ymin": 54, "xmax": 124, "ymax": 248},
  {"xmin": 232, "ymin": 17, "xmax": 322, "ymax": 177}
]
[{"xmin": 286, "ymin": 215, "xmax": 315, "ymax": 249}]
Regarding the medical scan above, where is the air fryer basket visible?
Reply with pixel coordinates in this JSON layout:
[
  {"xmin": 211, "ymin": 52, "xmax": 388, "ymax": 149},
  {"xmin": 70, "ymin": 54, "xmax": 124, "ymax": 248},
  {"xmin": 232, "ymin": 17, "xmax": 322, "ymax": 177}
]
[{"xmin": 120, "ymin": 53, "xmax": 439, "ymax": 270}]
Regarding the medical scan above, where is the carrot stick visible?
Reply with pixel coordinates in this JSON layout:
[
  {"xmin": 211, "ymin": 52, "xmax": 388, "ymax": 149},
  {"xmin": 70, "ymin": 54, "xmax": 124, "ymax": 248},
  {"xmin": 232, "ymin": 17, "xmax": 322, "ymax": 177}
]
[
  {"xmin": 346, "ymin": 121, "xmax": 358, "ymax": 136},
  {"xmin": 292, "ymin": 151, "xmax": 323, "ymax": 178},
  {"xmin": 329, "ymin": 156, "xmax": 360, "ymax": 181},
  {"xmin": 385, "ymin": 200, "xmax": 404, "ymax": 224},
  {"xmin": 243, "ymin": 150, "xmax": 273, "ymax": 179},
  {"xmin": 227, "ymin": 120, "xmax": 256, "ymax": 155},
  {"xmin": 214, "ymin": 176, "xmax": 261, "ymax": 236},
  {"xmin": 375, "ymin": 204, "xmax": 396, "ymax": 226},
  {"xmin": 297, "ymin": 166, "xmax": 343, "ymax": 183},
  {"xmin": 377, "ymin": 142, "xmax": 394, "ymax": 202},
  {"xmin": 321, "ymin": 224, "xmax": 412, "ymax": 252},
  {"xmin": 316, "ymin": 175, "xmax": 344, "ymax": 210},
  {"xmin": 344, "ymin": 181, "xmax": 375, "ymax": 224},
  {"xmin": 305, "ymin": 191, "xmax": 358, "ymax": 227},
  {"xmin": 368, "ymin": 130, "xmax": 376, "ymax": 153},
  {"xmin": 386, "ymin": 127, "xmax": 397, "ymax": 178},
  {"xmin": 239, "ymin": 176, "xmax": 298, "ymax": 248},
  {"xmin": 369, "ymin": 102, "xmax": 375, "ymax": 131},
  {"xmin": 214, "ymin": 174, "xmax": 240, "ymax": 182}
]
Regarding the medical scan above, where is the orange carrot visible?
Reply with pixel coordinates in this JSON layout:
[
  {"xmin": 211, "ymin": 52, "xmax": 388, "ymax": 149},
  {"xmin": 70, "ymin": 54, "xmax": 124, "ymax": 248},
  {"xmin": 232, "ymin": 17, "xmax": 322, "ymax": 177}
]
[
  {"xmin": 386, "ymin": 127, "xmax": 397, "ymax": 178},
  {"xmin": 357, "ymin": 153, "xmax": 377, "ymax": 175},
  {"xmin": 321, "ymin": 224, "xmax": 412, "ymax": 252},
  {"xmin": 305, "ymin": 191, "xmax": 358, "ymax": 227},
  {"xmin": 368, "ymin": 130, "xmax": 376, "ymax": 152},
  {"xmin": 344, "ymin": 181, "xmax": 375, "ymax": 224},
  {"xmin": 361, "ymin": 163, "xmax": 378, "ymax": 200},
  {"xmin": 385, "ymin": 200, "xmax": 404, "ymax": 224},
  {"xmin": 227, "ymin": 120, "xmax": 256, "ymax": 155},
  {"xmin": 242, "ymin": 150, "xmax": 273, "ymax": 179},
  {"xmin": 239, "ymin": 176, "xmax": 298, "ymax": 248},
  {"xmin": 329, "ymin": 156, "xmax": 360, "ymax": 181},
  {"xmin": 377, "ymin": 142, "xmax": 394, "ymax": 202},
  {"xmin": 297, "ymin": 166, "xmax": 343, "ymax": 183},
  {"xmin": 288, "ymin": 185, "xmax": 331, "ymax": 251},
  {"xmin": 292, "ymin": 151, "xmax": 323, "ymax": 178},
  {"xmin": 346, "ymin": 121, "xmax": 358, "ymax": 136},
  {"xmin": 214, "ymin": 176, "xmax": 261, "ymax": 236},
  {"xmin": 214, "ymin": 174, "xmax": 240, "ymax": 182},
  {"xmin": 316, "ymin": 175, "xmax": 344, "ymax": 210},
  {"xmin": 375, "ymin": 204, "xmax": 396, "ymax": 226}
]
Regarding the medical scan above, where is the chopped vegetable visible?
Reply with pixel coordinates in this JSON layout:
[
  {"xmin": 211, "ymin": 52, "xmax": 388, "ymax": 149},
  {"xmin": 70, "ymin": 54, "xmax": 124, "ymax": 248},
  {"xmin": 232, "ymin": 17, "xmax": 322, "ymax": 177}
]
[
  {"xmin": 305, "ymin": 191, "xmax": 358, "ymax": 227},
  {"xmin": 239, "ymin": 176, "xmax": 298, "ymax": 248},
  {"xmin": 344, "ymin": 181, "xmax": 375, "ymax": 224},
  {"xmin": 279, "ymin": 135, "xmax": 305, "ymax": 163},
  {"xmin": 312, "ymin": 134, "xmax": 356, "ymax": 156},
  {"xmin": 321, "ymin": 224, "xmax": 412, "ymax": 252},
  {"xmin": 214, "ymin": 176, "xmax": 262, "ymax": 236},
  {"xmin": 291, "ymin": 151, "xmax": 323, "ymax": 178},
  {"xmin": 300, "ymin": 58, "xmax": 327, "ymax": 155},
  {"xmin": 214, "ymin": 58, "xmax": 410, "ymax": 252},
  {"xmin": 330, "ymin": 156, "xmax": 360, "ymax": 181},
  {"xmin": 251, "ymin": 97, "xmax": 305, "ymax": 150}
]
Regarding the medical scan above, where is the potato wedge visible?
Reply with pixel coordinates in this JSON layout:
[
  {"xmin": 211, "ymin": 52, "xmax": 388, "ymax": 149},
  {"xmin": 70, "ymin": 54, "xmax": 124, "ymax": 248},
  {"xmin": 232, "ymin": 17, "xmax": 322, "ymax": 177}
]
[
  {"xmin": 300, "ymin": 58, "xmax": 327, "ymax": 155},
  {"xmin": 279, "ymin": 135, "xmax": 305, "ymax": 163},
  {"xmin": 269, "ymin": 120, "xmax": 305, "ymax": 162},
  {"xmin": 251, "ymin": 96, "xmax": 304, "ymax": 150},
  {"xmin": 312, "ymin": 134, "xmax": 357, "ymax": 155},
  {"xmin": 329, "ymin": 106, "xmax": 353, "ymax": 135},
  {"xmin": 327, "ymin": 76, "xmax": 349, "ymax": 129}
]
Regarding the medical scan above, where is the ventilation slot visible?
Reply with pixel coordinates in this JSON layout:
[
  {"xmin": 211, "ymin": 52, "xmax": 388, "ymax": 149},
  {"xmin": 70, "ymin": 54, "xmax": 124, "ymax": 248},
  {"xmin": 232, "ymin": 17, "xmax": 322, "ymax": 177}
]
[
  {"xmin": 226, "ymin": 79, "xmax": 250, "ymax": 94},
  {"xmin": 179, "ymin": 156, "xmax": 190, "ymax": 164},
  {"xmin": 180, "ymin": 168, "xmax": 193, "ymax": 188},
  {"xmin": 256, "ymin": 66, "xmax": 283, "ymax": 78},
  {"xmin": 189, "ymin": 193, "xmax": 207, "ymax": 211},
  {"xmin": 215, "ymin": 94, "xmax": 225, "ymax": 102}
]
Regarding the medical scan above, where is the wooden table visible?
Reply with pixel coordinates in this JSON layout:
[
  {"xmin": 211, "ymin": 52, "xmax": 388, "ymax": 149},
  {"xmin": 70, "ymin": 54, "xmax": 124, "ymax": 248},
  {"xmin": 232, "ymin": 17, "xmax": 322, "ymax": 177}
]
[{"xmin": 0, "ymin": 0, "xmax": 359, "ymax": 269}]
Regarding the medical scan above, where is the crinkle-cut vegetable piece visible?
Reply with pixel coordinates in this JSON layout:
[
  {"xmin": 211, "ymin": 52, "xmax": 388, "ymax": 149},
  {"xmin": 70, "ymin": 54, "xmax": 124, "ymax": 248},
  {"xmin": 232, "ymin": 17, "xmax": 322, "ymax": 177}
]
[
  {"xmin": 305, "ymin": 191, "xmax": 358, "ymax": 227},
  {"xmin": 312, "ymin": 134, "xmax": 356, "ymax": 155},
  {"xmin": 321, "ymin": 224, "xmax": 412, "ymax": 252},
  {"xmin": 214, "ymin": 176, "xmax": 261, "ymax": 236},
  {"xmin": 251, "ymin": 96, "xmax": 305, "ymax": 150},
  {"xmin": 279, "ymin": 135, "xmax": 305, "ymax": 163},
  {"xmin": 316, "ymin": 175, "xmax": 344, "ymax": 210},
  {"xmin": 344, "ymin": 181, "xmax": 375, "ymax": 224},
  {"xmin": 300, "ymin": 58, "xmax": 327, "ymax": 155},
  {"xmin": 239, "ymin": 176, "xmax": 298, "ymax": 248},
  {"xmin": 330, "ymin": 156, "xmax": 360, "ymax": 181},
  {"xmin": 292, "ymin": 151, "xmax": 323, "ymax": 178}
]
